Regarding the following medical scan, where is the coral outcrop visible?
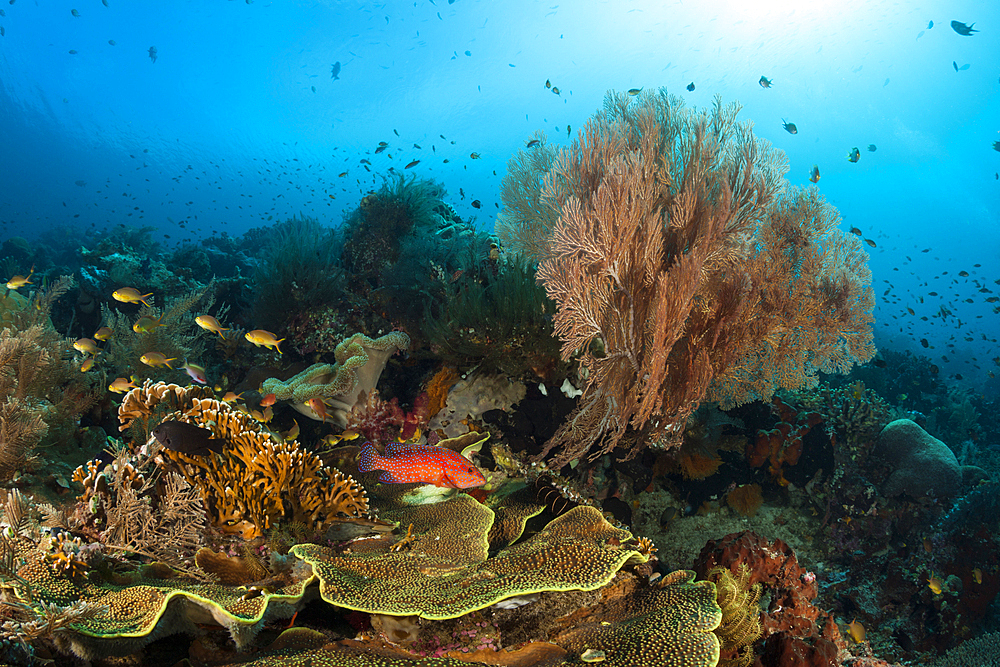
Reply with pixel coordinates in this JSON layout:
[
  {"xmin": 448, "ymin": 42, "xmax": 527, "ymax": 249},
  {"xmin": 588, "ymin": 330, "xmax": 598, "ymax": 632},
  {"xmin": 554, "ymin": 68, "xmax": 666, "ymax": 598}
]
[{"xmin": 874, "ymin": 418, "xmax": 961, "ymax": 499}]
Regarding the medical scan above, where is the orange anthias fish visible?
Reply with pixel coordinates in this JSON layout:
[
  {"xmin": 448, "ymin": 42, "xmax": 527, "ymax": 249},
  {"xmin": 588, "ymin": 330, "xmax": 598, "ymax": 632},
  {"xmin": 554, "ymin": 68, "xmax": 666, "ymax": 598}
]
[
  {"xmin": 306, "ymin": 397, "xmax": 329, "ymax": 423},
  {"xmin": 140, "ymin": 352, "xmax": 177, "ymax": 369},
  {"xmin": 358, "ymin": 441, "xmax": 486, "ymax": 489},
  {"xmin": 6, "ymin": 264, "xmax": 34, "ymax": 290},
  {"xmin": 113, "ymin": 287, "xmax": 153, "ymax": 307},
  {"xmin": 108, "ymin": 377, "xmax": 138, "ymax": 394},
  {"xmin": 195, "ymin": 315, "xmax": 229, "ymax": 338},
  {"xmin": 846, "ymin": 618, "xmax": 866, "ymax": 643},
  {"xmin": 245, "ymin": 329, "xmax": 284, "ymax": 354}
]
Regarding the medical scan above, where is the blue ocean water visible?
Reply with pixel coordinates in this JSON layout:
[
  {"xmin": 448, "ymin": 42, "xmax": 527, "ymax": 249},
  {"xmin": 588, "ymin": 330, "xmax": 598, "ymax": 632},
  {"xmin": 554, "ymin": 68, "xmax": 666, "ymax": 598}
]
[{"xmin": 3, "ymin": 2, "xmax": 997, "ymax": 390}]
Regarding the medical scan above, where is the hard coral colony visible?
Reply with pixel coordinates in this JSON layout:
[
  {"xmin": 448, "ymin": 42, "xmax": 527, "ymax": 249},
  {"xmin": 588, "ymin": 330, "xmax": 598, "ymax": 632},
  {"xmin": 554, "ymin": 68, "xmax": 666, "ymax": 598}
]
[{"xmin": 0, "ymin": 63, "xmax": 992, "ymax": 667}]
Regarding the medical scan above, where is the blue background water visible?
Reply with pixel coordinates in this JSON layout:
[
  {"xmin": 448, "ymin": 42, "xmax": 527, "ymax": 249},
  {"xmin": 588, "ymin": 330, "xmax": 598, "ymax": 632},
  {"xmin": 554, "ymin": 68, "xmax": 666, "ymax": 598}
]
[{"xmin": 0, "ymin": 0, "xmax": 998, "ymax": 386}]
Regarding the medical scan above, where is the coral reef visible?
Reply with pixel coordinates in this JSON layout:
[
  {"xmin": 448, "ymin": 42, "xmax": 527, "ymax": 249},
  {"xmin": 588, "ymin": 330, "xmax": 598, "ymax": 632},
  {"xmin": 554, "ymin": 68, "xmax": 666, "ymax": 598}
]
[
  {"xmin": 423, "ymin": 254, "xmax": 563, "ymax": 381},
  {"xmin": 0, "ymin": 276, "xmax": 98, "ymax": 480},
  {"xmin": 499, "ymin": 89, "xmax": 875, "ymax": 466},
  {"xmin": 340, "ymin": 175, "xmax": 443, "ymax": 286},
  {"xmin": 695, "ymin": 531, "xmax": 842, "ymax": 665},
  {"xmin": 250, "ymin": 215, "xmax": 345, "ymax": 332},
  {"xmin": 294, "ymin": 495, "xmax": 649, "ymax": 619}
]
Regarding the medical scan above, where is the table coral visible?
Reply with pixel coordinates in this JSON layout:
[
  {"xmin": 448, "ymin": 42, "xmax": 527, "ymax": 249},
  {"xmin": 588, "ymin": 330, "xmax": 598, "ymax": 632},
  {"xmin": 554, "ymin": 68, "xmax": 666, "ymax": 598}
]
[
  {"xmin": 261, "ymin": 331, "xmax": 410, "ymax": 426},
  {"xmin": 4, "ymin": 537, "xmax": 312, "ymax": 659},
  {"xmin": 292, "ymin": 494, "xmax": 649, "ymax": 620},
  {"xmin": 554, "ymin": 570, "xmax": 722, "ymax": 667}
]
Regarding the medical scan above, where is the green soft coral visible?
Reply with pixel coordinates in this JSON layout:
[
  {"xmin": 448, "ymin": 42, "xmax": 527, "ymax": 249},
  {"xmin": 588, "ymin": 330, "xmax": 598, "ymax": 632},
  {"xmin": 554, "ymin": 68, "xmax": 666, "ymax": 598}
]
[{"xmin": 261, "ymin": 331, "xmax": 410, "ymax": 425}]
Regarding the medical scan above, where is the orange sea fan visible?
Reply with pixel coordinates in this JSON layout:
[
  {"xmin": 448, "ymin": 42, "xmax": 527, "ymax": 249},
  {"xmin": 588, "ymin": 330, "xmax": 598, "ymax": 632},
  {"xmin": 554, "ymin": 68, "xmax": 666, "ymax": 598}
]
[
  {"xmin": 727, "ymin": 484, "xmax": 763, "ymax": 518},
  {"xmin": 425, "ymin": 366, "xmax": 460, "ymax": 420},
  {"xmin": 678, "ymin": 452, "xmax": 723, "ymax": 480}
]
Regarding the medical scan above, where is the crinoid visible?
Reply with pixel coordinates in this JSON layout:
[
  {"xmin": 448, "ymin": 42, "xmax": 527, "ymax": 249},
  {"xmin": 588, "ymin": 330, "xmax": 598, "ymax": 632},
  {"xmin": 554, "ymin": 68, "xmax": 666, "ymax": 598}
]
[{"xmin": 707, "ymin": 564, "xmax": 762, "ymax": 667}]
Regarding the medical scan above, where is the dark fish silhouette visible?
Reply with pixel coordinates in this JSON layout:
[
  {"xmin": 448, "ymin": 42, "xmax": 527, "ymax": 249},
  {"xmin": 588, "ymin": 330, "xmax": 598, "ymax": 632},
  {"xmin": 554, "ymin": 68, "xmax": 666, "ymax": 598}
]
[
  {"xmin": 782, "ymin": 119, "xmax": 797, "ymax": 134},
  {"xmin": 148, "ymin": 46, "xmax": 157, "ymax": 63},
  {"xmin": 927, "ymin": 20, "xmax": 933, "ymax": 29},
  {"xmin": 686, "ymin": 82, "xmax": 695, "ymax": 91},
  {"xmin": 152, "ymin": 420, "xmax": 226, "ymax": 456},
  {"xmin": 867, "ymin": 144, "xmax": 877, "ymax": 152},
  {"xmin": 950, "ymin": 20, "xmax": 977, "ymax": 35},
  {"xmin": 759, "ymin": 76, "xmax": 772, "ymax": 88},
  {"xmin": 331, "ymin": 61, "xmax": 341, "ymax": 79}
]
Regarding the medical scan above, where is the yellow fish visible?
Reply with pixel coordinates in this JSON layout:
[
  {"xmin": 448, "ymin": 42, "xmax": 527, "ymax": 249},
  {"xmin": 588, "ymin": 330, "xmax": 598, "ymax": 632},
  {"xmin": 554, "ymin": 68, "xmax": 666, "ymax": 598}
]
[
  {"xmin": 846, "ymin": 618, "xmax": 866, "ymax": 643},
  {"xmin": 250, "ymin": 406, "xmax": 273, "ymax": 423},
  {"xmin": 79, "ymin": 357, "xmax": 95, "ymax": 372},
  {"xmin": 245, "ymin": 329, "xmax": 284, "ymax": 354},
  {"xmin": 973, "ymin": 568, "xmax": 983, "ymax": 584},
  {"xmin": 108, "ymin": 377, "xmax": 138, "ymax": 394},
  {"xmin": 93, "ymin": 326, "xmax": 113, "ymax": 341},
  {"xmin": 323, "ymin": 430, "xmax": 360, "ymax": 447},
  {"xmin": 113, "ymin": 287, "xmax": 153, "ymax": 307},
  {"xmin": 282, "ymin": 419, "xmax": 300, "ymax": 442},
  {"xmin": 73, "ymin": 338, "xmax": 101, "ymax": 355},
  {"xmin": 927, "ymin": 573, "xmax": 944, "ymax": 595},
  {"xmin": 222, "ymin": 391, "xmax": 244, "ymax": 403},
  {"xmin": 195, "ymin": 315, "xmax": 229, "ymax": 338},
  {"xmin": 5, "ymin": 265, "xmax": 34, "ymax": 290},
  {"xmin": 133, "ymin": 314, "xmax": 165, "ymax": 334},
  {"xmin": 140, "ymin": 352, "xmax": 176, "ymax": 369}
]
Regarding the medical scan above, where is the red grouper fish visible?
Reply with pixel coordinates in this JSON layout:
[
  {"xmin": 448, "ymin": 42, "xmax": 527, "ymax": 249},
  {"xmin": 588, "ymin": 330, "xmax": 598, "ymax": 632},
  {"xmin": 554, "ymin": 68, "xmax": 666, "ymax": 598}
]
[{"xmin": 357, "ymin": 441, "xmax": 486, "ymax": 489}]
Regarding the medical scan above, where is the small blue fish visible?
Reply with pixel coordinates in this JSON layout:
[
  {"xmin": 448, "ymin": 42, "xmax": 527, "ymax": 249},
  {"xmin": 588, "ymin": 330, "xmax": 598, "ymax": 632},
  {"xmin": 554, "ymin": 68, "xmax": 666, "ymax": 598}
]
[
  {"xmin": 331, "ymin": 61, "xmax": 341, "ymax": 79},
  {"xmin": 950, "ymin": 20, "xmax": 977, "ymax": 36}
]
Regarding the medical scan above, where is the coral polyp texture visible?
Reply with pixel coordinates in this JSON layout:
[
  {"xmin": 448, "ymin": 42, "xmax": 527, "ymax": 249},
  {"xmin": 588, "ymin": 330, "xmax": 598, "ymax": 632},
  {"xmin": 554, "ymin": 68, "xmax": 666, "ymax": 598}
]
[
  {"xmin": 117, "ymin": 380, "xmax": 369, "ymax": 539},
  {"xmin": 292, "ymin": 494, "xmax": 650, "ymax": 619},
  {"xmin": 3, "ymin": 536, "xmax": 310, "ymax": 659},
  {"xmin": 262, "ymin": 331, "xmax": 410, "ymax": 425}
]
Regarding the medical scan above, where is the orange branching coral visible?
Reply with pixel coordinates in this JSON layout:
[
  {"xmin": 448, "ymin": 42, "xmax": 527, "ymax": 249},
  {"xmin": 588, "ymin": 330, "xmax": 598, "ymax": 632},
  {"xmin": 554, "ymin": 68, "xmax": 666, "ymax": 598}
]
[
  {"xmin": 498, "ymin": 89, "xmax": 874, "ymax": 467},
  {"xmin": 117, "ymin": 381, "xmax": 369, "ymax": 540},
  {"xmin": 117, "ymin": 379, "xmax": 212, "ymax": 441},
  {"xmin": 726, "ymin": 484, "xmax": 763, "ymax": 519}
]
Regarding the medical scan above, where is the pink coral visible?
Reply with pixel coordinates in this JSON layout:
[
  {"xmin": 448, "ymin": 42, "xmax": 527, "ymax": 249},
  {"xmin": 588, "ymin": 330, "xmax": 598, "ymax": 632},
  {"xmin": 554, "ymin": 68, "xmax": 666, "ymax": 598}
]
[{"xmin": 345, "ymin": 389, "xmax": 429, "ymax": 445}]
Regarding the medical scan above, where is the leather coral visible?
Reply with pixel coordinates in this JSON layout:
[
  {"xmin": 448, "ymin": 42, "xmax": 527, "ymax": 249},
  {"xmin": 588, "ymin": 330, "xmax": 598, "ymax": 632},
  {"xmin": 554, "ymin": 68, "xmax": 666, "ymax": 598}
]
[{"xmin": 498, "ymin": 89, "xmax": 874, "ymax": 467}]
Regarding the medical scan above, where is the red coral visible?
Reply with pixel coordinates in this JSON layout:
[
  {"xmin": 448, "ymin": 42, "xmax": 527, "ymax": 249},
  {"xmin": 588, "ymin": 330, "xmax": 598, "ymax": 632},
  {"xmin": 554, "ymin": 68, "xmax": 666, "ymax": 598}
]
[
  {"xmin": 345, "ymin": 389, "xmax": 430, "ymax": 445},
  {"xmin": 749, "ymin": 397, "xmax": 823, "ymax": 485},
  {"xmin": 695, "ymin": 531, "xmax": 845, "ymax": 667}
]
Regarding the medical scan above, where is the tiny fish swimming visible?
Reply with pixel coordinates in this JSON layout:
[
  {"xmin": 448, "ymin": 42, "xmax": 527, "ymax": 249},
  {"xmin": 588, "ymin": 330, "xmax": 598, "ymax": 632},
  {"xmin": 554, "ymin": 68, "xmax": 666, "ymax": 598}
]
[{"xmin": 358, "ymin": 441, "xmax": 486, "ymax": 489}]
